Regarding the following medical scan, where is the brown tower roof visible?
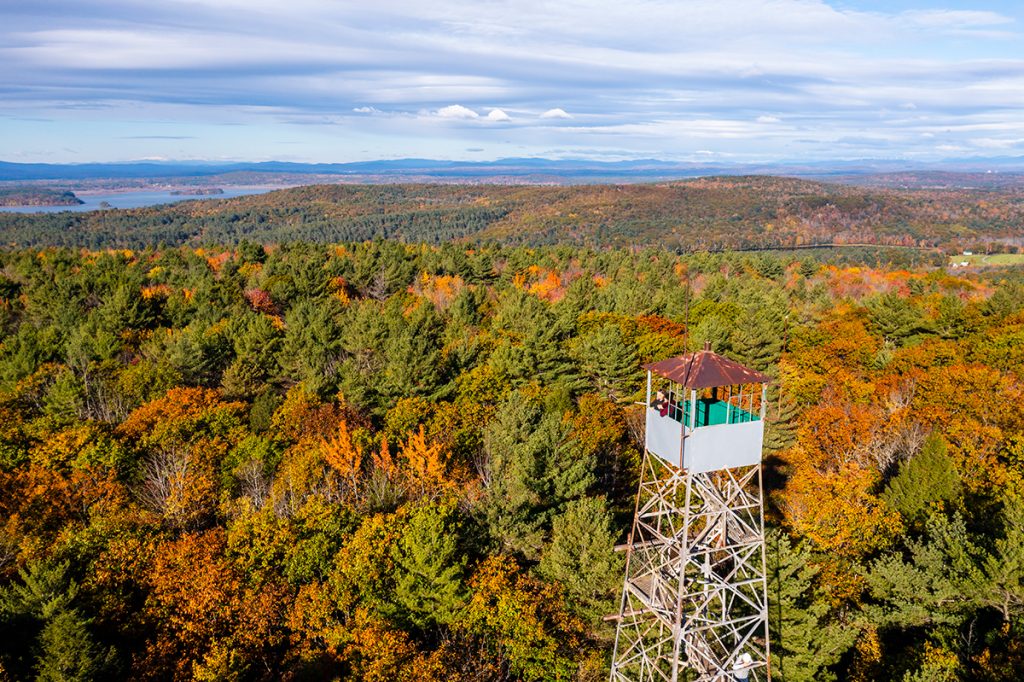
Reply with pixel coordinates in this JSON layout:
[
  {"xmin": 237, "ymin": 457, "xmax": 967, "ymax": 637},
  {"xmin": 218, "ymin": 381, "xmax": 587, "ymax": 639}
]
[{"xmin": 644, "ymin": 347, "xmax": 770, "ymax": 389}]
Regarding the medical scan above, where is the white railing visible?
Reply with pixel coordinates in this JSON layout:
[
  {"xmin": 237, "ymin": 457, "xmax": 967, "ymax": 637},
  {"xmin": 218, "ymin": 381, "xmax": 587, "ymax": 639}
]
[{"xmin": 645, "ymin": 408, "xmax": 764, "ymax": 473}]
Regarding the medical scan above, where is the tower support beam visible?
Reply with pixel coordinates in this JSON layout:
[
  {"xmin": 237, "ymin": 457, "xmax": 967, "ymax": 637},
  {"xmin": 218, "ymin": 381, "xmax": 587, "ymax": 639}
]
[{"xmin": 611, "ymin": 451, "xmax": 771, "ymax": 682}]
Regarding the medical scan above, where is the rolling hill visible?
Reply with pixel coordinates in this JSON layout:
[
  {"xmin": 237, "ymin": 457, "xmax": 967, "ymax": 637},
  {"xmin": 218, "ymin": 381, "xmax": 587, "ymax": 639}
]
[{"xmin": 1, "ymin": 176, "xmax": 1023, "ymax": 252}]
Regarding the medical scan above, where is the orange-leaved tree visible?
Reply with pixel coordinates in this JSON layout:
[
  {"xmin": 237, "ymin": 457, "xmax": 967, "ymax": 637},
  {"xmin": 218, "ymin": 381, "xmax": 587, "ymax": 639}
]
[
  {"xmin": 118, "ymin": 387, "xmax": 246, "ymax": 528},
  {"xmin": 399, "ymin": 426, "xmax": 457, "ymax": 499},
  {"xmin": 140, "ymin": 529, "xmax": 289, "ymax": 680}
]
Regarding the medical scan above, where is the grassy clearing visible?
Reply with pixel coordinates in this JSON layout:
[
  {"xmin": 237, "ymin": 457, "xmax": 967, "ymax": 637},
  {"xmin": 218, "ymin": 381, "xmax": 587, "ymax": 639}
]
[{"xmin": 948, "ymin": 253, "xmax": 1024, "ymax": 268}]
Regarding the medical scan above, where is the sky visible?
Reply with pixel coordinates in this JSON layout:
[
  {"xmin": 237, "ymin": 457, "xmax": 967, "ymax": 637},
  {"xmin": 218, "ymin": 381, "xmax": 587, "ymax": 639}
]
[{"xmin": 1, "ymin": 0, "xmax": 1023, "ymax": 164}]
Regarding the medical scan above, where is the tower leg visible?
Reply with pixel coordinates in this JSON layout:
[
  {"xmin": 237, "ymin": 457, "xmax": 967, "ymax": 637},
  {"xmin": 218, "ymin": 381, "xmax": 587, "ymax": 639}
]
[{"xmin": 611, "ymin": 454, "xmax": 770, "ymax": 682}]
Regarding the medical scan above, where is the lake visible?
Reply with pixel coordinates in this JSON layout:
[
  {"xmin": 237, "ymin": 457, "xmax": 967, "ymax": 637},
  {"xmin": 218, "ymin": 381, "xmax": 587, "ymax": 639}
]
[{"xmin": 0, "ymin": 187, "xmax": 278, "ymax": 213}]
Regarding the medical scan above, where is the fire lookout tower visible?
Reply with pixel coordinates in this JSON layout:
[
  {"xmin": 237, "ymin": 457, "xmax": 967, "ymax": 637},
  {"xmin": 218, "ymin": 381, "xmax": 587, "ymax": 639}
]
[{"xmin": 610, "ymin": 345, "xmax": 771, "ymax": 682}]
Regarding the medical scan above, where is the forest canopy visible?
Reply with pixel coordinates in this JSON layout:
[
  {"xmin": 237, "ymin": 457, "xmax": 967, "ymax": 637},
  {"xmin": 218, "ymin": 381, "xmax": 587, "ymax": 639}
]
[{"xmin": 0, "ymin": 239, "xmax": 1023, "ymax": 680}]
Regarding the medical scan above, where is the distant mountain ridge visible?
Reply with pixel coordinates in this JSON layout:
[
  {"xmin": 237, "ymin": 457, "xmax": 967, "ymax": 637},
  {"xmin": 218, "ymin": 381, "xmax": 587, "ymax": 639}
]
[{"xmin": 3, "ymin": 156, "xmax": 1024, "ymax": 184}]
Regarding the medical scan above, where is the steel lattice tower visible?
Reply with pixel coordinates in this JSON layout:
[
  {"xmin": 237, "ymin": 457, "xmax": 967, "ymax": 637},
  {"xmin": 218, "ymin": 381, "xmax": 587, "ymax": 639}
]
[{"xmin": 610, "ymin": 347, "xmax": 771, "ymax": 682}]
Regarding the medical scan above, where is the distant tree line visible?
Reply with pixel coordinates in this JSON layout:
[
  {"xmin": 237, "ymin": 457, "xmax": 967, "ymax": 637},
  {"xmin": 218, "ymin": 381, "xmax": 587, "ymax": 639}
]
[{"xmin": 3, "ymin": 177, "xmax": 1024, "ymax": 253}]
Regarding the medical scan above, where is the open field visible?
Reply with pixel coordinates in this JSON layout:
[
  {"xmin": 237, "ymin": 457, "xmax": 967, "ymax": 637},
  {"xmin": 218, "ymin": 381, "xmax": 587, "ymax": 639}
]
[{"xmin": 949, "ymin": 252, "xmax": 1024, "ymax": 267}]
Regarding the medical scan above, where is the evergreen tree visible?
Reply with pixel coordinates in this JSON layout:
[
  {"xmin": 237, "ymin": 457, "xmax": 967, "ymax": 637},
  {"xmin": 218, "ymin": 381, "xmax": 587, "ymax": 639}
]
[
  {"xmin": 380, "ymin": 300, "xmax": 448, "ymax": 403},
  {"xmin": 277, "ymin": 297, "xmax": 344, "ymax": 397},
  {"xmin": 767, "ymin": 530, "xmax": 856, "ymax": 682},
  {"xmin": 96, "ymin": 282, "xmax": 154, "ymax": 337},
  {"xmin": 882, "ymin": 434, "xmax": 961, "ymax": 528},
  {"xmin": 336, "ymin": 298, "xmax": 388, "ymax": 408},
  {"xmin": 569, "ymin": 323, "xmax": 639, "ymax": 400},
  {"xmin": 0, "ymin": 559, "xmax": 77, "ymax": 625},
  {"xmin": 161, "ymin": 320, "xmax": 231, "ymax": 387},
  {"xmin": 982, "ymin": 281, "xmax": 1024, "ymax": 319},
  {"xmin": 468, "ymin": 250, "xmax": 498, "ymax": 284},
  {"xmin": 731, "ymin": 309, "xmax": 783, "ymax": 372},
  {"xmin": 489, "ymin": 288, "xmax": 579, "ymax": 389},
  {"xmin": 865, "ymin": 292, "xmax": 929, "ymax": 344},
  {"xmin": 35, "ymin": 609, "xmax": 112, "ymax": 682},
  {"xmin": 482, "ymin": 392, "xmax": 594, "ymax": 559},
  {"xmin": 447, "ymin": 286, "xmax": 485, "ymax": 329},
  {"xmin": 866, "ymin": 513, "xmax": 984, "ymax": 630},
  {"xmin": 798, "ymin": 259, "xmax": 818, "ymax": 280},
  {"xmin": 219, "ymin": 314, "xmax": 281, "ymax": 398},
  {"xmin": 537, "ymin": 497, "xmax": 622, "ymax": 627},
  {"xmin": 555, "ymin": 274, "xmax": 601, "ymax": 334},
  {"xmin": 0, "ymin": 324, "xmax": 60, "ymax": 390},
  {"xmin": 980, "ymin": 496, "xmax": 1024, "ymax": 623},
  {"xmin": 755, "ymin": 255, "xmax": 785, "ymax": 280},
  {"xmin": 392, "ymin": 501, "xmax": 467, "ymax": 629},
  {"xmin": 933, "ymin": 295, "xmax": 970, "ymax": 340},
  {"xmin": 729, "ymin": 283, "xmax": 786, "ymax": 371},
  {"xmin": 688, "ymin": 315, "xmax": 732, "ymax": 354},
  {"xmin": 0, "ymin": 560, "xmax": 111, "ymax": 680},
  {"xmin": 237, "ymin": 239, "xmax": 267, "ymax": 264}
]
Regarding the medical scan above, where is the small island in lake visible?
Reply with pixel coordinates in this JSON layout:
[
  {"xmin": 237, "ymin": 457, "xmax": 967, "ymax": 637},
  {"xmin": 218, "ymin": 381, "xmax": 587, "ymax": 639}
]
[
  {"xmin": 0, "ymin": 188, "xmax": 85, "ymax": 207},
  {"xmin": 169, "ymin": 187, "xmax": 225, "ymax": 196}
]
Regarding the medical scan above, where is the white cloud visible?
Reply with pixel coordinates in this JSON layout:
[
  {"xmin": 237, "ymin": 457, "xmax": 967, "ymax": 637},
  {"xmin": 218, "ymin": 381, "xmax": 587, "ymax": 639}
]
[
  {"xmin": 3, "ymin": 0, "xmax": 1024, "ymax": 162},
  {"xmin": 969, "ymin": 137, "xmax": 1024, "ymax": 149},
  {"xmin": 436, "ymin": 104, "xmax": 480, "ymax": 119},
  {"xmin": 901, "ymin": 10, "xmax": 1012, "ymax": 29},
  {"xmin": 7, "ymin": 28, "xmax": 371, "ymax": 70}
]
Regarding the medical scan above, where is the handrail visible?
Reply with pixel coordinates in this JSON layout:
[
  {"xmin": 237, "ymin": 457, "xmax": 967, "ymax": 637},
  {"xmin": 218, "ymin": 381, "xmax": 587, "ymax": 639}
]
[{"xmin": 653, "ymin": 397, "xmax": 761, "ymax": 429}]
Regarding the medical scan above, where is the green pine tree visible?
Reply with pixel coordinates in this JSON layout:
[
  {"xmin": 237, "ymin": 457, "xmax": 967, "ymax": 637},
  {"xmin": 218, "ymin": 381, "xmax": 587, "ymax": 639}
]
[
  {"xmin": 380, "ymin": 300, "xmax": 448, "ymax": 402},
  {"xmin": 35, "ymin": 609, "xmax": 112, "ymax": 682},
  {"xmin": 755, "ymin": 255, "xmax": 785, "ymax": 280},
  {"xmin": 865, "ymin": 292, "xmax": 929, "ymax": 344},
  {"xmin": 798, "ymin": 259, "xmax": 818, "ymax": 280},
  {"xmin": 980, "ymin": 496, "xmax": 1024, "ymax": 623},
  {"xmin": 537, "ymin": 496, "xmax": 622, "ymax": 628},
  {"xmin": 482, "ymin": 392, "xmax": 594, "ymax": 559},
  {"xmin": 688, "ymin": 315, "xmax": 732, "ymax": 355},
  {"xmin": 1, "ymin": 560, "xmax": 112, "ymax": 681},
  {"xmin": 865, "ymin": 513, "xmax": 984, "ymax": 630},
  {"xmin": 391, "ymin": 501, "xmax": 467, "ymax": 629},
  {"xmin": 731, "ymin": 309, "xmax": 783, "ymax": 372},
  {"xmin": 278, "ymin": 297, "xmax": 345, "ymax": 397},
  {"xmin": 767, "ymin": 530, "xmax": 857, "ymax": 682},
  {"xmin": 569, "ymin": 324, "xmax": 639, "ymax": 400},
  {"xmin": 882, "ymin": 434, "xmax": 961, "ymax": 528}
]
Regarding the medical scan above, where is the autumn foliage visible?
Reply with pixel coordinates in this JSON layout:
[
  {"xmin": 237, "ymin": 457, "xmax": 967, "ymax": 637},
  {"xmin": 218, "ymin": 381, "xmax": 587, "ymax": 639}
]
[{"xmin": 0, "ymin": 239, "xmax": 1022, "ymax": 681}]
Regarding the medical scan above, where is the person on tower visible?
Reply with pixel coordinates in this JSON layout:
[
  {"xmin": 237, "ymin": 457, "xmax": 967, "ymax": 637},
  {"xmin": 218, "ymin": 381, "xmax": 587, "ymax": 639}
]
[
  {"xmin": 732, "ymin": 653, "xmax": 754, "ymax": 681},
  {"xmin": 651, "ymin": 389, "xmax": 670, "ymax": 417}
]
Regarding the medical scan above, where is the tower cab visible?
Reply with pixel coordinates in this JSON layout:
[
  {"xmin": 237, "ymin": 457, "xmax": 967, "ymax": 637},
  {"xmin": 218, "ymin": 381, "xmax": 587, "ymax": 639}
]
[{"xmin": 644, "ymin": 344, "xmax": 769, "ymax": 474}]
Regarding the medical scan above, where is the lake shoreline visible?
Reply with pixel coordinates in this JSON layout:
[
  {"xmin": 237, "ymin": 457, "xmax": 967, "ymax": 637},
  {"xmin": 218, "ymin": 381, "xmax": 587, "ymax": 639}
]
[{"xmin": 0, "ymin": 186, "xmax": 283, "ymax": 213}]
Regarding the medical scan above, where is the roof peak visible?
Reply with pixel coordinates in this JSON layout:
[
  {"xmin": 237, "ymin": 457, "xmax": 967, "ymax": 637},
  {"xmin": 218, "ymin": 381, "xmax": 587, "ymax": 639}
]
[{"xmin": 644, "ymin": 350, "xmax": 770, "ymax": 389}]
